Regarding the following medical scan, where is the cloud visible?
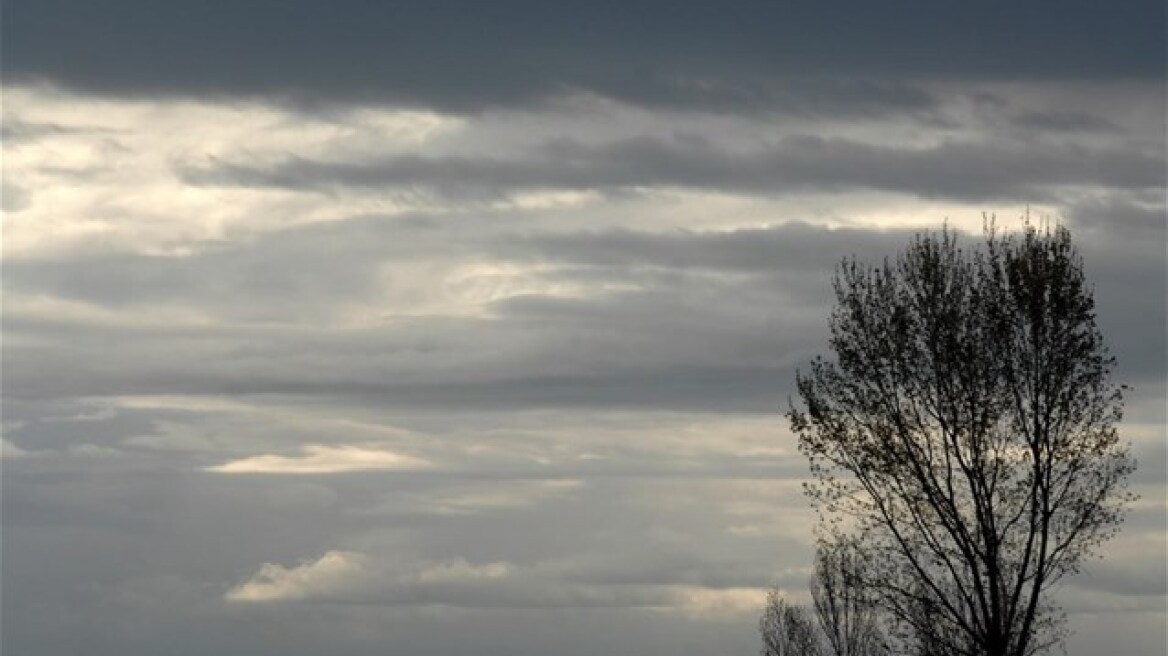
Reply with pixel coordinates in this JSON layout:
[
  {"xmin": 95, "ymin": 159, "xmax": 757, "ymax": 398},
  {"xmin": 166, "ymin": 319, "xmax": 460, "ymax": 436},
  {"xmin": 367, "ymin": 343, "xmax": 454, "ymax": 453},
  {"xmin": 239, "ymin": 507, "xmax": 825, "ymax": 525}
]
[
  {"xmin": 5, "ymin": 217, "xmax": 1162, "ymax": 415},
  {"xmin": 1066, "ymin": 194, "xmax": 1167, "ymax": 240},
  {"xmin": 181, "ymin": 134, "xmax": 1165, "ymax": 203},
  {"xmin": 1, "ymin": 437, "xmax": 33, "ymax": 459},
  {"xmin": 3, "ymin": 39, "xmax": 1163, "ymax": 656},
  {"xmin": 355, "ymin": 479, "xmax": 585, "ymax": 517},
  {"xmin": 0, "ymin": 436, "xmax": 122, "ymax": 461},
  {"xmin": 6, "ymin": 1, "xmax": 1163, "ymax": 111},
  {"xmin": 495, "ymin": 221, "xmax": 917, "ymax": 272},
  {"xmin": 1009, "ymin": 109, "xmax": 1120, "ymax": 134},
  {"xmin": 2, "ymin": 179, "xmax": 32, "ymax": 212},
  {"xmin": 226, "ymin": 549, "xmax": 771, "ymax": 616},
  {"xmin": 223, "ymin": 551, "xmax": 556, "ymax": 606},
  {"xmin": 416, "ymin": 559, "xmax": 513, "ymax": 583},
  {"xmin": 227, "ymin": 550, "xmax": 369, "ymax": 602},
  {"xmin": 207, "ymin": 445, "xmax": 431, "ymax": 475}
]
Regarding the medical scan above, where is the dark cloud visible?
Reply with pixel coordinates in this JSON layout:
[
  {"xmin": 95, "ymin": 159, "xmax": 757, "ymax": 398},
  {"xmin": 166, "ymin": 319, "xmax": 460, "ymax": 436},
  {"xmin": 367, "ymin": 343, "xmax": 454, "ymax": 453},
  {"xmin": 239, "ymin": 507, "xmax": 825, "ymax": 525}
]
[
  {"xmin": 1066, "ymin": 195, "xmax": 1167, "ymax": 240},
  {"xmin": 585, "ymin": 77, "xmax": 941, "ymax": 118},
  {"xmin": 181, "ymin": 134, "xmax": 1165, "ymax": 202},
  {"xmin": 1010, "ymin": 110, "xmax": 1122, "ymax": 134},
  {"xmin": 1, "ymin": 298, "xmax": 807, "ymax": 413},
  {"xmin": 5, "ymin": 1, "xmax": 1163, "ymax": 111}
]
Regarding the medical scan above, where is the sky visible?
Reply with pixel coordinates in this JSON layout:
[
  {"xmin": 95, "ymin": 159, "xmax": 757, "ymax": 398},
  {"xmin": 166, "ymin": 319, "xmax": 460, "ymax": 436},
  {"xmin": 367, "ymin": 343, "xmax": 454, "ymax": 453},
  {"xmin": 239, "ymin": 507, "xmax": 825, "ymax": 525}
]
[{"xmin": 2, "ymin": 2, "xmax": 1165, "ymax": 655}]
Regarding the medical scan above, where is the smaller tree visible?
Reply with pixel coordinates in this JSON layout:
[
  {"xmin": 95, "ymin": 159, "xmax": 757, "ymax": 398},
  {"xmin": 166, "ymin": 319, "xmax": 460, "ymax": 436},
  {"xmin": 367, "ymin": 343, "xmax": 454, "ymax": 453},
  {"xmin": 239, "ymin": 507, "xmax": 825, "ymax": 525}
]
[
  {"xmin": 760, "ymin": 589, "xmax": 821, "ymax": 656},
  {"xmin": 760, "ymin": 542, "xmax": 890, "ymax": 656},
  {"xmin": 810, "ymin": 538, "xmax": 889, "ymax": 656}
]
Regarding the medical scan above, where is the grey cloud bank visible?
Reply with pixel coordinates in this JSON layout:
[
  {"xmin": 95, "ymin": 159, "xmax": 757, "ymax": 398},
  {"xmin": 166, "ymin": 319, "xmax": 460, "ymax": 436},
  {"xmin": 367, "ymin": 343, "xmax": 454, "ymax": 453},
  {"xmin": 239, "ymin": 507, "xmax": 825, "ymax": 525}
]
[
  {"xmin": 5, "ymin": 1, "xmax": 1163, "ymax": 111},
  {"xmin": 181, "ymin": 134, "xmax": 1165, "ymax": 202}
]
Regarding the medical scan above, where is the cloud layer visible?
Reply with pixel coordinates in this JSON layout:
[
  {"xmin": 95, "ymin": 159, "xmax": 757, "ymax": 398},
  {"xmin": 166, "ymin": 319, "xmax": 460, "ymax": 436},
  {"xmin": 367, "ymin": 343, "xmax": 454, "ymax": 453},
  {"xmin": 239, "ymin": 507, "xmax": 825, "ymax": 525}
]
[
  {"xmin": 6, "ymin": 1, "xmax": 1163, "ymax": 111},
  {"xmin": 2, "ymin": 6, "xmax": 1164, "ymax": 655}
]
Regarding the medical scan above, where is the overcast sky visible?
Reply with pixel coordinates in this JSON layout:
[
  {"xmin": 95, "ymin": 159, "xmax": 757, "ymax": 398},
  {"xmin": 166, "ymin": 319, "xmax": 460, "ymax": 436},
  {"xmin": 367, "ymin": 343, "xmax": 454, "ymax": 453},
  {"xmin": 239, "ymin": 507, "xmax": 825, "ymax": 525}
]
[{"xmin": 2, "ymin": 2, "xmax": 1165, "ymax": 655}]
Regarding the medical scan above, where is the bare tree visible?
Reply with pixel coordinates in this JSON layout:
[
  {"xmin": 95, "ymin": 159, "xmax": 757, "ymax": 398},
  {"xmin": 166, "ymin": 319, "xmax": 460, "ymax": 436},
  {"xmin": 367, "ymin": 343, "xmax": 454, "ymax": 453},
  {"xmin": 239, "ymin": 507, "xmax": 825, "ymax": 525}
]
[
  {"xmin": 810, "ymin": 537, "xmax": 889, "ymax": 656},
  {"xmin": 760, "ymin": 588, "xmax": 821, "ymax": 656},
  {"xmin": 790, "ymin": 223, "xmax": 1135, "ymax": 656}
]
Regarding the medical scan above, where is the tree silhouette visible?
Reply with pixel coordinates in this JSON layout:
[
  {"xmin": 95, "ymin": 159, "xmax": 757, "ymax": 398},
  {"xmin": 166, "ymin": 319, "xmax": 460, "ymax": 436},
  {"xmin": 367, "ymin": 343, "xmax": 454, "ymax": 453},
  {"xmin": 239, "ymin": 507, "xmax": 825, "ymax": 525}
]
[
  {"xmin": 760, "ymin": 588, "xmax": 821, "ymax": 656},
  {"xmin": 760, "ymin": 540, "xmax": 888, "ymax": 656},
  {"xmin": 810, "ymin": 537, "xmax": 889, "ymax": 656},
  {"xmin": 789, "ymin": 223, "xmax": 1135, "ymax": 656}
]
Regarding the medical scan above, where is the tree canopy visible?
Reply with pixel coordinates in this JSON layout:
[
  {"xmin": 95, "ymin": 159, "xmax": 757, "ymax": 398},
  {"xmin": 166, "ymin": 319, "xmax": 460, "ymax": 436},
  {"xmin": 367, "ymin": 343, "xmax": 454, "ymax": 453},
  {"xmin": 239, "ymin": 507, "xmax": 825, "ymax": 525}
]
[{"xmin": 782, "ymin": 223, "xmax": 1135, "ymax": 656}]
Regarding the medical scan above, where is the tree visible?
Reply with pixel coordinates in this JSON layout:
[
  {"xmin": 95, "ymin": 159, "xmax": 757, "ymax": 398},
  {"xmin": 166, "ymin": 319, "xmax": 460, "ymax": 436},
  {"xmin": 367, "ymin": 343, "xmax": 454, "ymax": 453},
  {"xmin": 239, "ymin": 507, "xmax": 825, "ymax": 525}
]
[
  {"xmin": 810, "ymin": 537, "xmax": 889, "ymax": 656},
  {"xmin": 760, "ymin": 588, "xmax": 821, "ymax": 656},
  {"xmin": 789, "ymin": 223, "xmax": 1135, "ymax": 656},
  {"xmin": 759, "ymin": 540, "xmax": 888, "ymax": 656}
]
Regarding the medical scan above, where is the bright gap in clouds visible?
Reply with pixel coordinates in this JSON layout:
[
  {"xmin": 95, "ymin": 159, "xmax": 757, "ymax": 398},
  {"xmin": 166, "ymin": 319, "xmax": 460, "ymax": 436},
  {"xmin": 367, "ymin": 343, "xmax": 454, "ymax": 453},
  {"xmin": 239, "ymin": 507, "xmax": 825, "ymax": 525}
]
[
  {"xmin": 206, "ymin": 444, "xmax": 431, "ymax": 474},
  {"xmin": 3, "ymin": 86, "xmax": 462, "ymax": 256}
]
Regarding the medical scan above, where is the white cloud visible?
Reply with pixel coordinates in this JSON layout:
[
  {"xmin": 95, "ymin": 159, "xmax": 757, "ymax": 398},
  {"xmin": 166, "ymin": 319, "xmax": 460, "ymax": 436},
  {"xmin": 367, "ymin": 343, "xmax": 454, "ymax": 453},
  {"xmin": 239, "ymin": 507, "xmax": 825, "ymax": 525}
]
[
  {"xmin": 226, "ymin": 550, "xmax": 369, "ymax": 602},
  {"xmin": 0, "ymin": 437, "xmax": 121, "ymax": 460},
  {"xmin": 354, "ymin": 479, "xmax": 584, "ymax": 517},
  {"xmin": 206, "ymin": 444, "xmax": 430, "ymax": 474},
  {"xmin": 225, "ymin": 552, "xmax": 521, "ymax": 605},
  {"xmin": 416, "ymin": 559, "xmax": 513, "ymax": 583},
  {"xmin": 225, "ymin": 550, "xmax": 767, "ymax": 619},
  {"xmin": 2, "ymin": 85, "xmax": 460, "ymax": 258},
  {"xmin": 665, "ymin": 585, "xmax": 769, "ymax": 620},
  {"xmin": 0, "ymin": 438, "xmax": 33, "ymax": 459}
]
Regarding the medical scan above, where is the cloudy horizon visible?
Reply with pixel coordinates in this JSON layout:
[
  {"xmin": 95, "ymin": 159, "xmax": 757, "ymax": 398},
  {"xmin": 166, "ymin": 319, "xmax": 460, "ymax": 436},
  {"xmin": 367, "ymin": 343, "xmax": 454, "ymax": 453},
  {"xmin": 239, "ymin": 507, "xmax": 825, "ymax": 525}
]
[{"xmin": 3, "ymin": 2, "xmax": 1165, "ymax": 655}]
